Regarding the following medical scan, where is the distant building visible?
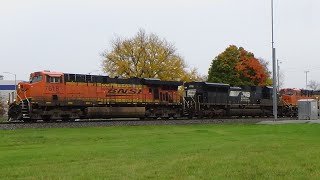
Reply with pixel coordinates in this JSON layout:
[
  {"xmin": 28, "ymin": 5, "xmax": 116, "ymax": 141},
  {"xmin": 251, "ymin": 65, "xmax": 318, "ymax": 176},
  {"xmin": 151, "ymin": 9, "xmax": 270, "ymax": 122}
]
[{"xmin": 0, "ymin": 76, "xmax": 22, "ymax": 117}]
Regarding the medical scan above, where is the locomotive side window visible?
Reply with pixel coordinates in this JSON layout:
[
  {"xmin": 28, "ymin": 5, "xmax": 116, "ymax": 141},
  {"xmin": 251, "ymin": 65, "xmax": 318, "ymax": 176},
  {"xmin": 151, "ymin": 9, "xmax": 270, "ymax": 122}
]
[
  {"xmin": 69, "ymin": 74, "xmax": 76, "ymax": 82},
  {"xmin": 47, "ymin": 76, "xmax": 61, "ymax": 83},
  {"xmin": 85, "ymin": 75, "xmax": 92, "ymax": 82}
]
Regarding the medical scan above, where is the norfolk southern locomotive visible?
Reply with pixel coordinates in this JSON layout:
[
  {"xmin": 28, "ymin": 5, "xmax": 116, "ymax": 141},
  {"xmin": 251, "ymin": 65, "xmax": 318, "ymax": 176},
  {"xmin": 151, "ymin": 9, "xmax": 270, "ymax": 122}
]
[{"xmin": 8, "ymin": 71, "xmax": 280, "ymax": 122}]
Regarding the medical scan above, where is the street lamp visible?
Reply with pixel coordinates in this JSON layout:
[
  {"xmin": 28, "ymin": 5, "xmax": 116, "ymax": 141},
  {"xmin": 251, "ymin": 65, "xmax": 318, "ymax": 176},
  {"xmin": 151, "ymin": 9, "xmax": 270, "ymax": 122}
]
[{"xmin": 3, "ymin": 72, "xmax": 16, "ymax": 98}]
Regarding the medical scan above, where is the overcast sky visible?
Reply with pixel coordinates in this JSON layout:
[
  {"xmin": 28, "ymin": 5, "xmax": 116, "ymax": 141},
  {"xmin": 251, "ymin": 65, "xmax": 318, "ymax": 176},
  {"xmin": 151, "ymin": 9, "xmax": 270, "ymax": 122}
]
[{"xmin": 0, "ymin": 0, "xmax": 319, "ymax": 88}]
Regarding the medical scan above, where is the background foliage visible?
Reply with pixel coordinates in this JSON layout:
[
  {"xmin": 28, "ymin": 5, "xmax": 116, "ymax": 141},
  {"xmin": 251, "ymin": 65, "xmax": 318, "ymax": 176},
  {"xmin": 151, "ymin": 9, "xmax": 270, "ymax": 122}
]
[
  {"xmin": 308, "ymin": 80, "xmax": 320, "ymax": 90},
  {"xmin": 102, "ymin": 29, "xmax": 202, "ymax": 82},
  {"xmin": 208, "ymin": 45, "xmax": 271, "ymax": 86}
]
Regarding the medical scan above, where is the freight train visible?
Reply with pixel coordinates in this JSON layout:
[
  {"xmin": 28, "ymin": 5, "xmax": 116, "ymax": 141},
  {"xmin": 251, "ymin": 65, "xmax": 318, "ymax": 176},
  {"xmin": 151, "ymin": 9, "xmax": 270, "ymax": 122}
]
[{"xmin": 7, "ymin": 71, "xmax": 307, "ymax": 122}]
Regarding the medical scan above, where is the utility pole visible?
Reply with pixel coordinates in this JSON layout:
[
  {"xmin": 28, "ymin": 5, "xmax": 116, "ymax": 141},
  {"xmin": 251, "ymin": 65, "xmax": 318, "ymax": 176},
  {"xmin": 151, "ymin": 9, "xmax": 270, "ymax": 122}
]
[
  {"xmin": 305, "ymin": 71, "xmax": 309, "ymax": 89},
  {"xmin": 271, "ymin": 0, "xmax": 277, "ymax": 120},
  {"xmin": 277, "ymin": 59, "xmax": 281, "ymax": 91}
]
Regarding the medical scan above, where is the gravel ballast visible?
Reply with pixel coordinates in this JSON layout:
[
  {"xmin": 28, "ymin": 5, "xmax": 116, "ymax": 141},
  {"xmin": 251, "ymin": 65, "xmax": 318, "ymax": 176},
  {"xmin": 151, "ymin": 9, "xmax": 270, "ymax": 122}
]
[{"xmin": 0, "ymin": 118, "xmax": 298, "ymax": 130}]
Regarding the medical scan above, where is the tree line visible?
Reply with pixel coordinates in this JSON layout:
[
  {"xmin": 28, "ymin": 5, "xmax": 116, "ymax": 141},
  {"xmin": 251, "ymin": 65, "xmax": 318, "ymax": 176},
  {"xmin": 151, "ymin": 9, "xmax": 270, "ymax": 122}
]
[{"xmin": 102, "ymin": 29, "xmax": 271, "ymax": 86}]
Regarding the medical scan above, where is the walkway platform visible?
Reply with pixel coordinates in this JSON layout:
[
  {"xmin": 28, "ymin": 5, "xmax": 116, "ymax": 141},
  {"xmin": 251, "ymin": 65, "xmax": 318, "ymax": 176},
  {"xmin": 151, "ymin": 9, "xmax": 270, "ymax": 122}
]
[{"xmin": 257, "ymin": 120, "xmax": 320, "ymax": 125}]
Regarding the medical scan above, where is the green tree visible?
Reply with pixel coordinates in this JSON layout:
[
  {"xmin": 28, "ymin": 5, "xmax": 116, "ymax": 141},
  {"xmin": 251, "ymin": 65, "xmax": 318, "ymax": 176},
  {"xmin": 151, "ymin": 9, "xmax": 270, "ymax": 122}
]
[
  {"xmin": 208, "ymin": 45, "xmax": 271, "ymax": 86},
  {"xmin": 102, "ymin": 29, "xmax": 201, "ymax": 82}
]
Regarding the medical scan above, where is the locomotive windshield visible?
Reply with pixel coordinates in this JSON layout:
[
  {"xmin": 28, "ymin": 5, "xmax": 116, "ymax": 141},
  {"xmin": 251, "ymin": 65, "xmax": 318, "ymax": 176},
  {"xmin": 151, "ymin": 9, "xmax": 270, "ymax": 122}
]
[{"xmin": 30, "ymin": 75, "xmax": 43, "ymax": 83}]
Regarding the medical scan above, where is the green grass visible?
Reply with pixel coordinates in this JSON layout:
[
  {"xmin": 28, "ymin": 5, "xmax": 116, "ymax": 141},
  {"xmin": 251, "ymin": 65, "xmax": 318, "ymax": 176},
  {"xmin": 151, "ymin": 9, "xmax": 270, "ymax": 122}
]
[{"xmin": 1, "ymin": 124, "xmax": 320, "ymax": 179}]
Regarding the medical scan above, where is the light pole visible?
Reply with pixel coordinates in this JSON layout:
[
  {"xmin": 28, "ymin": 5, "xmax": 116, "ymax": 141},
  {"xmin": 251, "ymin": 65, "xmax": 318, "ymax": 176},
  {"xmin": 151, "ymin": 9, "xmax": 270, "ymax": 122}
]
[
  {"xmin": 304, "ymin": 71, "xmax": 309, "ymax": 89},
  {"xmin": 3, "ymin": 72, "xmax": 16, "ymax": 98},
  {"xmin": 271, "ymin": 0, "xmax": 277, "ymax": 120},
  {"xmin": 277, "ymin": 59, "xmax": 281, "ymax": 91}
]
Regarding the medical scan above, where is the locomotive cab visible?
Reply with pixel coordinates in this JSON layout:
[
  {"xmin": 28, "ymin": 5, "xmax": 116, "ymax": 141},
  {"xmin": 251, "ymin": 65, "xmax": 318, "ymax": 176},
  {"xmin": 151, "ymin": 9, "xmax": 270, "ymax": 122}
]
[
  {"xmin": 21, "ymin": 71, "xmax": 64, "ymax": 105},
  {"xmin": 8, "ymin": 71, "xmax": 64, "ymax": 121}
]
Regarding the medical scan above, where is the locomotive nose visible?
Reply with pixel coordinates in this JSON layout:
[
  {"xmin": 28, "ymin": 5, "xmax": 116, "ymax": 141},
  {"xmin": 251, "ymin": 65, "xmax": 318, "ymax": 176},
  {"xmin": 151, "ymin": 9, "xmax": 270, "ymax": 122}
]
[{"xmin": 17, "ymin": 82, "xmax": 30, "ymax": 92}]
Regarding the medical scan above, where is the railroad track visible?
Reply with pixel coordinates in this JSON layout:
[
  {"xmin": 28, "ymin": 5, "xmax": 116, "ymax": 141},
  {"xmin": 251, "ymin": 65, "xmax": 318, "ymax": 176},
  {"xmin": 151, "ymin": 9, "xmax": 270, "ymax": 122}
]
[{"xmin": 0, "ymin": 117, "xmax": 296, "ymax": 130}]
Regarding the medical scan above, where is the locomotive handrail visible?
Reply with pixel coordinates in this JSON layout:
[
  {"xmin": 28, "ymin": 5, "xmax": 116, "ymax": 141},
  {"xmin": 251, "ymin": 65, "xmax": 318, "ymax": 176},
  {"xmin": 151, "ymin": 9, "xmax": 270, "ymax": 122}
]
[
  {"xmin": 182, "ymin": 97, "xmax": 189, "ymax": 109},
  {"xmin": 190, "ymin": 96, "xmax": 197, "ymax": 111},
  {"xmin": 24, "ymin": 91, "xmax": 31, "ymax": 113},
  {"xmin": 280, "ymin": 96, "xmax": 290, "ymax": 106},
  {"xmin": 17, "ymin": 93, "xmax": 22, "ymax": 102},
  {"xmin": 197, "ymin": 95, "xmax": 201, "ymax": 111}
]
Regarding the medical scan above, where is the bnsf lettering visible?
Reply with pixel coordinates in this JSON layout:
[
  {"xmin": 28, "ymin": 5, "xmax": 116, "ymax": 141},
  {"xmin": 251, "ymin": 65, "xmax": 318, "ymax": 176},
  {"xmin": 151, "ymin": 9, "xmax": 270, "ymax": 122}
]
[{"xmin": 107, "ymin": 88, "xmax": 142, "ymax": 94}]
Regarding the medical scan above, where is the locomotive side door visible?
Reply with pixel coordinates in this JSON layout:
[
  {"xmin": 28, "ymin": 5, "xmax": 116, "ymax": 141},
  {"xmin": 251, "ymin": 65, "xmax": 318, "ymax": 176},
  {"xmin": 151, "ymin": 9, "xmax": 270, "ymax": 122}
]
[
  {"xmin": 153, "ymin": 88, "xmax": 159, "ymax": 102},
  {"xmin": 45, "ymin": 75, "xmax": 65, "ymax": 104}
]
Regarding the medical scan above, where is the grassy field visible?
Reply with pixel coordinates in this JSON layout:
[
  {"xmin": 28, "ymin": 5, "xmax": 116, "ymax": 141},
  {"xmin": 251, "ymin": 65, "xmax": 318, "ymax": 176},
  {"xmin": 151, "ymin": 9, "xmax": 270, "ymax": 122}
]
[{"xmin": 1, "ymin": 124, "xmax": 320, "ymax": 179}]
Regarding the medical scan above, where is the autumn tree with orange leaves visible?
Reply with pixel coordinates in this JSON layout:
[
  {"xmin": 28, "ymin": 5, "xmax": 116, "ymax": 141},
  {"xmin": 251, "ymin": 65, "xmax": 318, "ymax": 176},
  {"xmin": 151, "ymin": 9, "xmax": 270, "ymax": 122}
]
[{"xmin": 208, "ymin": 45, "xmax": 271, "ymax": 86}]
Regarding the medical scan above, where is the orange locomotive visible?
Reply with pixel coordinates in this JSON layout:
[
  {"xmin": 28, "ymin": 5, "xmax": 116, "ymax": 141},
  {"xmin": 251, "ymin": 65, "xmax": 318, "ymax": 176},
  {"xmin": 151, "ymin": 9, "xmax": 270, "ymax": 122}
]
[
  {"xmin": 279, "ymin": 88, "xmax": 318, "ymax": 116},
  {"xmin": 8, "ymin": 71, "xmax": 182, "ymax": 121}
]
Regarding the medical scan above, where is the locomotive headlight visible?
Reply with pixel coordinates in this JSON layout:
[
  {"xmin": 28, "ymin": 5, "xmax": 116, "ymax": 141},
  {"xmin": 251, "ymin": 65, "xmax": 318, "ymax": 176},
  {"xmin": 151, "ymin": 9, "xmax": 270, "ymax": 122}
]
[{"xmin": 18, "ymin": 84, "xmax": 21, "ymax": 89}]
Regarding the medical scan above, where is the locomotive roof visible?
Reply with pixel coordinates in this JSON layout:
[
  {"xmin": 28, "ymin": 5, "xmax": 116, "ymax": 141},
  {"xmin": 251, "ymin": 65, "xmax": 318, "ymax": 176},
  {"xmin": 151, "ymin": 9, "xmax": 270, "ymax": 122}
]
[
  {"xmin": 186, "ymin": 81, "xmax": 230, "ymax": 87},
  {"xmin": 61, "ymin": 72, "xmax": 181, "ymax": 86},
  {"xmin": 33, "ymin": 71, "xmax": 64, "ymax": 77},
  {"xmin": 142, "ymin": 78, "xmax": 182, "ymax": 86},
  {"xmin": 43, "ymin": 72, "xmax": 64, "ymax": 77},
  {"xmin": 230, "ymin": 86, "xmax": 242, "ymax": 90},
  {"xmin": 204, "ymin": 82, "xmax": 230, "ymax": 87}
]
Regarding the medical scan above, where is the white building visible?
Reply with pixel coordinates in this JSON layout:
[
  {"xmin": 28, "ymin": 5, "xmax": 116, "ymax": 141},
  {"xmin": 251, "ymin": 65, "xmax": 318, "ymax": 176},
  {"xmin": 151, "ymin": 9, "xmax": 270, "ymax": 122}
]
[
  {"xmin": 0, "ymin": 81, "xmax": 16, "ymax": 102},
  {"xmin": 0, "ymin": 75, "xmax": 22, "ymax": 116}
]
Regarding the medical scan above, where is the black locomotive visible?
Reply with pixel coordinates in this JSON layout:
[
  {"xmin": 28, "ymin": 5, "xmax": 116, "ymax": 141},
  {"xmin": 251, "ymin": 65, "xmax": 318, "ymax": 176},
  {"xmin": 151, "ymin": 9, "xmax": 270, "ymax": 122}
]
[{"xmin": 183, "ymin": 82, "xmax": 274, "ymax": 118}]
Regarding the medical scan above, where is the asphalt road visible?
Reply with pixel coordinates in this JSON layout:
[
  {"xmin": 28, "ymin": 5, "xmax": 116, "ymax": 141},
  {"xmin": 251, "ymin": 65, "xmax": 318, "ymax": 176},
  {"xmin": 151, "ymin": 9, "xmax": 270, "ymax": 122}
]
[{"xmin": 257, "ymin": 120, "xmax": 320, "ymax": 124}]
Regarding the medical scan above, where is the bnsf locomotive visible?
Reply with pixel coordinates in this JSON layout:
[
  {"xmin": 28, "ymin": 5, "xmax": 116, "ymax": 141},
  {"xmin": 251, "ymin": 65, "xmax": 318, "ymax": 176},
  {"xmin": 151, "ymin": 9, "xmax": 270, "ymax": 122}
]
[
  {"xmin": 8, "ymin": 71, "xmax": 279, "ymax": 122},
  {"xmin": 8, "ymin": 71, "xmax": 182, "ymax": 122},
  {"xmin": 279, "ymin": 88, "xmax": 320, "ymax": 116}
]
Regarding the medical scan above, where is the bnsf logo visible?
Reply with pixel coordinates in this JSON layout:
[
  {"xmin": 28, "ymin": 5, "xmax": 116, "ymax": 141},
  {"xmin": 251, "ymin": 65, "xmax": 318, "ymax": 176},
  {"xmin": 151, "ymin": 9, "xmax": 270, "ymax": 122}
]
[{"xmin": 107, "ymin": 88, "xmax": 142, "ymax": 94}]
